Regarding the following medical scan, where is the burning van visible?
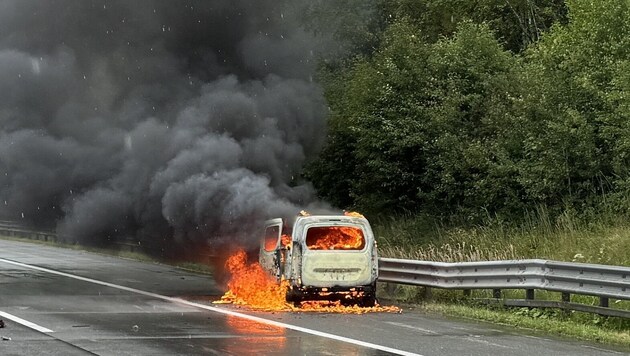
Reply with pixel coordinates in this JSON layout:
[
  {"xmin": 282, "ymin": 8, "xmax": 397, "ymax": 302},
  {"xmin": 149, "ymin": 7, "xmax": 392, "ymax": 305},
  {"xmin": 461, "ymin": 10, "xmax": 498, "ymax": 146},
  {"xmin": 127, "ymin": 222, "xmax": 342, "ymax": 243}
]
[{"xmin": 260, "ymin": 213, "xmax": 378, "ymax": 306}]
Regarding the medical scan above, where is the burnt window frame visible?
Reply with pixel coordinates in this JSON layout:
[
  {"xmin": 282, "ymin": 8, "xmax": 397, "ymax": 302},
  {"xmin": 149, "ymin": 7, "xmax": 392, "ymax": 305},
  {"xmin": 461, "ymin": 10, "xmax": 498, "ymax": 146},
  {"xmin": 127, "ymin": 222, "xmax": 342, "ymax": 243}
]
[
  {"xmin": 262, "ymin": 224, "xmax": 280, "ymax": 253},
  {"xmin": 303, "ymin": 224, "xmax": 367, "ymax": 252}
]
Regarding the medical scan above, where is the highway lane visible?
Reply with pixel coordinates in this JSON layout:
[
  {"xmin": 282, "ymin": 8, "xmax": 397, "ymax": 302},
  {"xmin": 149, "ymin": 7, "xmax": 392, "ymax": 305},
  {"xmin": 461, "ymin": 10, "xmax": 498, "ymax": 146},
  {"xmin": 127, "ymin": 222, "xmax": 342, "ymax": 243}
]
[{"xmin": 0, "ymin": 238, "xmax": 627, "ymax": 355}]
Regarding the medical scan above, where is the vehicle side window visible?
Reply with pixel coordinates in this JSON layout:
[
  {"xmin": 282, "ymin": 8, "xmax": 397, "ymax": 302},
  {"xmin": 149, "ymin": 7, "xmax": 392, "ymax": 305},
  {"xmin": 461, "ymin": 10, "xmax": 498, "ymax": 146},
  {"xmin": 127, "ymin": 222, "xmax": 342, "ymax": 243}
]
[{"xmin": 263, "ymin": 225, "xmax": 280, "ymax": 252}]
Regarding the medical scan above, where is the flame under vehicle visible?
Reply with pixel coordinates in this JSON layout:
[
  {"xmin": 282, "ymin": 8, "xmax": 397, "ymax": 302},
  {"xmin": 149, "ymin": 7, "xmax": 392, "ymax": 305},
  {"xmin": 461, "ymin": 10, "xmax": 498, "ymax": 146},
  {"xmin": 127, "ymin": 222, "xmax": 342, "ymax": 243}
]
[{"xmin": 260, "ymin": 214, "xmax": 378, "ymax": 306}]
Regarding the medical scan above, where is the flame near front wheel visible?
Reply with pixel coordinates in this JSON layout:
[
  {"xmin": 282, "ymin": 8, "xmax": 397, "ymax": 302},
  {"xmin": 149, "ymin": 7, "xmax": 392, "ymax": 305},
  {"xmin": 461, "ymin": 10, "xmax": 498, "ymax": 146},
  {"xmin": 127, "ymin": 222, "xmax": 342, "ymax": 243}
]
[
  {"xmin": 215, "ymin": 249, "xmax": 289, "ymax": 311},
  {"xmin": 214, "ymin": 249, "xmax": 400, "ymax": 314}
]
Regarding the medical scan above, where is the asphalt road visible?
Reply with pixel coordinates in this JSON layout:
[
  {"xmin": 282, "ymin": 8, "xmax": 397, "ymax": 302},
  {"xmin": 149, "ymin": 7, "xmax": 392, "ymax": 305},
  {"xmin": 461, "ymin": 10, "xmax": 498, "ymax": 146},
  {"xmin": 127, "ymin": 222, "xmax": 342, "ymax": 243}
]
[{"xmin": 0, "ymin": 238, "xmax": 627, "ymax": 356}]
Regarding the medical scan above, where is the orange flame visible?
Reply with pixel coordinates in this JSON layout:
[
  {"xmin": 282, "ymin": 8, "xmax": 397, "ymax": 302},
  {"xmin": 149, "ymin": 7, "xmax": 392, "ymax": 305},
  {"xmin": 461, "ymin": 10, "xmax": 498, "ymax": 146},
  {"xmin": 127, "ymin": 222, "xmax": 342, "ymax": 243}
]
[
  {"xmin": 344, "ymin": 211, "xmax": 365, "ymax": 218},
  {"xmin": 264, "ymin": 237, "xmax": 277, "ymax": 251},
  {"xmin": 306, "ymin": 226, "xmax": 365, "ymax": 250},
  {"xmin": 214, "ymin": 250, "xmax": 290, "ymax": 311},
  {"xmin": 281, "ymin": 234, "xmax": 291, "ymax": 247},
  {"xmin": 299, "ymin": 300, "xmax": 400, "ymax": 314},
  {"xmin": 214, "ymin": 249, "xmax": 401, "ymax": 314}
]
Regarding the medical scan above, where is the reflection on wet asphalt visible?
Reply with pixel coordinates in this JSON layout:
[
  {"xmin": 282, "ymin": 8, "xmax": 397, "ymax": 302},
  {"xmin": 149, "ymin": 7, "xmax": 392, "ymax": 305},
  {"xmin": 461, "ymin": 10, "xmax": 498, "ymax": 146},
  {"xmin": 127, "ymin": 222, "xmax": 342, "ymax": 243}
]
[
  {"xmin": 0, "ymin": 239, "xmax": 396, "ymax": 355},
  {"xmin": 1, "ymin": 239, "xmax": 627, "ymax": 356}
]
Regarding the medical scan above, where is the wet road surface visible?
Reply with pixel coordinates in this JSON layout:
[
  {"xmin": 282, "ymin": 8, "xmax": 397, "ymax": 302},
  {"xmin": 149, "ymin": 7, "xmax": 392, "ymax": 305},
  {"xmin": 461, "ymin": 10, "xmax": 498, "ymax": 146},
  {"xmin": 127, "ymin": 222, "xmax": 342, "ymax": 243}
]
[{"xmin": 0, "ymin": 238, "xmax": 627, "ymax": 355}]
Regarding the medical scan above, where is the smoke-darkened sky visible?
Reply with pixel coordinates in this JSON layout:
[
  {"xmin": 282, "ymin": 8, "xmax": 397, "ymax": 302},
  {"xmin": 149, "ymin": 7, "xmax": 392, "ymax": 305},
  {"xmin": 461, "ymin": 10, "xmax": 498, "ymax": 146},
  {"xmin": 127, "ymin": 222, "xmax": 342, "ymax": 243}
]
[{"xmin": 0, "ymin": 1, "xmax": 333, "ymax": 249}]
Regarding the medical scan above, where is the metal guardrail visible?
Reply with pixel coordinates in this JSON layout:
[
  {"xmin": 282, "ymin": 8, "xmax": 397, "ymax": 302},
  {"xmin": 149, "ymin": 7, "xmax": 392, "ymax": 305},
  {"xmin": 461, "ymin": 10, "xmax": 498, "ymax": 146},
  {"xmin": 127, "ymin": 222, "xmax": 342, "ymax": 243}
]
[
  {"xmin": 0, "ymin": 221, "xmax": 217, "ymax": 263},
  {"xmin": 0, "ymin": 220, "xmax": 57, "ymax": 242},
  {"xmin": 1, "ymin": 221, "xmax": 629, "ymax": 317},
  {"xmin": 379, "ymin": 258, "xmax": 630, "ymax": 318}
]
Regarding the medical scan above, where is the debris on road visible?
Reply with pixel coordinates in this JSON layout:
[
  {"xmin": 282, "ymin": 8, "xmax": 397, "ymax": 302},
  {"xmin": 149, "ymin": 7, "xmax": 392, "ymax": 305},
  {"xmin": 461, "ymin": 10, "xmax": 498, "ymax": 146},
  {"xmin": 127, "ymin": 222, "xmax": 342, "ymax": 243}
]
[
  {"xmin": 1, "ymin": 336, "xmax": 11, "ymax": 341},
  {"xmin": 0, "ymin": 319, "xmax": 4, "ymax": 328},
  {"xmin": 131, "ymin": 325, "xmax": 139, "ymax": 332}
]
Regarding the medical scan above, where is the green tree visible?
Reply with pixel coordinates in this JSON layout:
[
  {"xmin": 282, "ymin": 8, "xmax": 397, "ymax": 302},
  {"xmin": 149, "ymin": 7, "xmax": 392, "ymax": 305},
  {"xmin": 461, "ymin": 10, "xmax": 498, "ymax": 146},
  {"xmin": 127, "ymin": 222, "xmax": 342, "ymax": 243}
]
[
  {"xmin": 308, "ymin": 0, "xmax": 630, "ymax": 222},
  {"xmin": 514, "ymin": 0, "xmax": 630, "ymax": 207},
  {"xmin": 382, "ymin": 0, "xmax": 567, "ymax": 52},
  {"xmin": 309, "ymin": 20, "xmax": 522, "ymax": 216}
]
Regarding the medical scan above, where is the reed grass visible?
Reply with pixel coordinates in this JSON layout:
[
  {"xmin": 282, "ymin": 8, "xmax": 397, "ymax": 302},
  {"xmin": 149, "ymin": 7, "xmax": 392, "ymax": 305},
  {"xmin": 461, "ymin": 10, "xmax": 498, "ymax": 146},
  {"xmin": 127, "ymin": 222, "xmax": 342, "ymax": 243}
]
[
  {"xmin": 374, "ymin": 205, "xmax": 630, "ymax": 345},
  {"xmin": 374, "ymin": 206, "xmax": 630, "ymax": 266}
]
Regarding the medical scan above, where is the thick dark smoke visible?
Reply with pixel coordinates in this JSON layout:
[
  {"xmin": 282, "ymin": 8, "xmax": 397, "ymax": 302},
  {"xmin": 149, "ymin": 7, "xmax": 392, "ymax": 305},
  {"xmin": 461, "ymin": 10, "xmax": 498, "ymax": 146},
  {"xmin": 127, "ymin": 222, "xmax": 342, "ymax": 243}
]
[{"xmin": 0, "ymin": 1, "xmax": 335, "ymax": 252}]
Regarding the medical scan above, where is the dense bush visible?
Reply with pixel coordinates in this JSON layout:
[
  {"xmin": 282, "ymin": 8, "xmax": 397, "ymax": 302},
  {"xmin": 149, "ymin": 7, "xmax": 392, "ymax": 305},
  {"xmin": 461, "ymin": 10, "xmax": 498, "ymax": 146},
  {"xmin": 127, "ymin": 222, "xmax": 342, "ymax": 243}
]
[{"xmin": 306, "ymin": 0, "xmax": 630, "ymax": 221}]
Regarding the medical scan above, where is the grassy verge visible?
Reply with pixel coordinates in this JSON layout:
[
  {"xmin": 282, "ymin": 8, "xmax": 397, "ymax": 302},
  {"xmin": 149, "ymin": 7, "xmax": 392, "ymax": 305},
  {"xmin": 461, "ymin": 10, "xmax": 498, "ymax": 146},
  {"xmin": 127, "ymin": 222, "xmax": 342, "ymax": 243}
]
[
  {"xmin": 374, "ymin": 209, "xmax": 630, "ymax": 347},
  {"xmin": 374, "ymin": 209, "xmax": 630, "ymax": 265},
  {"xmin": 0, "ymin": 234, "xmax": 214, "ymax": 275},
  {"xmin": 378, "ymin": 284, "xmax": 630, "ymax": 347},
  {"xmin": 426, "ymin": 302, "xmax": 630, "ymax": 346}
]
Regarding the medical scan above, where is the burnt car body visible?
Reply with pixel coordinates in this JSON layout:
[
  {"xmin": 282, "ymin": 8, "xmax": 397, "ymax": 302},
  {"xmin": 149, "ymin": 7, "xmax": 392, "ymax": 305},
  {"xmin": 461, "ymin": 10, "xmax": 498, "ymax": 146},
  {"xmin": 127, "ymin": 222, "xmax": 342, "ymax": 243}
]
[{"xmin": 260, "ymin": 215, "xmax": 378, "ymax": 306}]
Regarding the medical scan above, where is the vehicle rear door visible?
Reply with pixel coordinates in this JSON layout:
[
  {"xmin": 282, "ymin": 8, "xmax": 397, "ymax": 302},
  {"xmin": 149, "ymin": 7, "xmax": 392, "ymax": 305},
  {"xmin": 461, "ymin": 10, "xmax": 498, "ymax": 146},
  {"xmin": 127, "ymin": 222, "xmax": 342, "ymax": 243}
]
[{"xmin": 259, "ymin": 218, "xmax": 283, "ymax": 280}]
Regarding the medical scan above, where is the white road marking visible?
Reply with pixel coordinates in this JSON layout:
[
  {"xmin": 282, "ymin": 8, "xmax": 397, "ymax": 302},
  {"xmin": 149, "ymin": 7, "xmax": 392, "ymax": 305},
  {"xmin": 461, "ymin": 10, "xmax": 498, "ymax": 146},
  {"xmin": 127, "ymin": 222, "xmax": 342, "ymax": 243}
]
[
  {"xmin": 0, "ymin": 310, "xmax": 54, "ymax": 333},
  {"xmin": 0, "ymin": 257, "xmax": 421, "ymax": 356}
]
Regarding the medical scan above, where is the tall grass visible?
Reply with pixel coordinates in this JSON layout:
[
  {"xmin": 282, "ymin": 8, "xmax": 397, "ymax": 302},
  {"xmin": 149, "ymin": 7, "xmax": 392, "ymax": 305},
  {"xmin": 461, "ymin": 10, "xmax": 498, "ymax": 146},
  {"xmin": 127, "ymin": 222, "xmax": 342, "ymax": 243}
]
[
  {"xmin": 374, "ymin": 206, "xmax": 630, "ymax": 345},
  {"xmin": 373, "ymin": 205, "xmax": 630, "ymax": 266}
]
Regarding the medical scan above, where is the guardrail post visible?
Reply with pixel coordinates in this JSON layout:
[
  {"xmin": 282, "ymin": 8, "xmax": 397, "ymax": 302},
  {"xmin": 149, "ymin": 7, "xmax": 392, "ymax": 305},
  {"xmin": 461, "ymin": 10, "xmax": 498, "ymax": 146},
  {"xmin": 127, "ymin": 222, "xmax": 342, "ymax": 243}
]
[
  {"xmin": 561, "ymin": 292, "xmax": 570, "ymax": 303},
  {"xmin": 424, "ymin": 287, "xmax": 432, "ymax": 300},
  {"xmin": 492, "ymin": 289, "xmax": 501, "ymax": 299},
  {"xmin": 526, "ymin": 289, "xmax": 535, "ymax": 300},
  {"xmin": 600, "ymin": 297, "xmax": 609, "ymax": 308},
  {"xmin": 385, "ymin": 282, "xmax": 396, "ymax": 297},
  {"xmin": 463, "ymin": 289, "xmax": 471, "ymax": 298}
]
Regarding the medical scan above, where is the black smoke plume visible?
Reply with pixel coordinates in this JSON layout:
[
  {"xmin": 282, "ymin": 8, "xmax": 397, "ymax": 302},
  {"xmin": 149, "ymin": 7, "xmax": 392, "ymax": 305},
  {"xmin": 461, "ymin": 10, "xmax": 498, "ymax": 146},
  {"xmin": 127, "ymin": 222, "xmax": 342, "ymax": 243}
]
[{"xmin": 0, "ymin": 1, "xmax": 335, "ymax": 253}]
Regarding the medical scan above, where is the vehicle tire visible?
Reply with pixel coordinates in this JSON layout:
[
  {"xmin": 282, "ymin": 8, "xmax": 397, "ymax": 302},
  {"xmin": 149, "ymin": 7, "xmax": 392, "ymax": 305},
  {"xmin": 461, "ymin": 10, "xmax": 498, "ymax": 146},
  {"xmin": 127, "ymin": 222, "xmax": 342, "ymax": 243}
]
[
  {"xmin": 358, "ymin": 295, "xmax": 376, "ymax": 307},
  {"xmin": 285, "ymin": 286, "xmax": 302, "ymax": 306}
]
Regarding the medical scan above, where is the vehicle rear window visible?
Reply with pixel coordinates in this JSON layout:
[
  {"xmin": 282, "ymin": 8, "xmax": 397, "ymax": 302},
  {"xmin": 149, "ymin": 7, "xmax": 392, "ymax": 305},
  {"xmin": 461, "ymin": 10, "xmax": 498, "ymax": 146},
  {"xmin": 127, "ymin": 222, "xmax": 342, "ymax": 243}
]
[
  {"xmin": 305, "ymin": 226, "xmax": 365, "ymax": 250},
  {"xmin": 263, "ymin": 225, "xmax": 279, "ymax": 252}
]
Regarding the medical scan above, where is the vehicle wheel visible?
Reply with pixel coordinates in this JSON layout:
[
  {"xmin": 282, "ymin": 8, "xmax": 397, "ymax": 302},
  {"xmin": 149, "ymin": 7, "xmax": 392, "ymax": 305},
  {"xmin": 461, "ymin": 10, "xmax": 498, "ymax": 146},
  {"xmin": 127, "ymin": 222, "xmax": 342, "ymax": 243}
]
[
  {"xmin": 358, "ymin": 294, "xmax": 376, "ymax": 307},
  {"xmin": 285, "ymin": 287, "xmax": 302, "ymax": 306}
]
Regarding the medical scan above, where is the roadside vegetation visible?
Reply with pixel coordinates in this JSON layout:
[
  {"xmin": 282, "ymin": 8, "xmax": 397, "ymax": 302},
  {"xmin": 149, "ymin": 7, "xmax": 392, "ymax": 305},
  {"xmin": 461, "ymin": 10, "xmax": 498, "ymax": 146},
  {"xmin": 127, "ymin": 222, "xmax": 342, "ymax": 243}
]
[
  {"xmin": 308, "ymin": 0, "xmax": 630, "ymax": 229},
  {"xmin": 424, "ymin": 302, "xmax": 630, "ymax": 347},
  {"xmin": 303, "ymin": 0, "xmax": 630, "ymax": 346},
  {"xmin": 378, "ymin": 284, "xmax": 630, "ymax": 348},
  {"xmin": 374, "ymin": 206, "xmax": 630, "ymax": 265},
  {"xmin": 372, "ymin": 209, "xmax": 630, "ymax": 346}
]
